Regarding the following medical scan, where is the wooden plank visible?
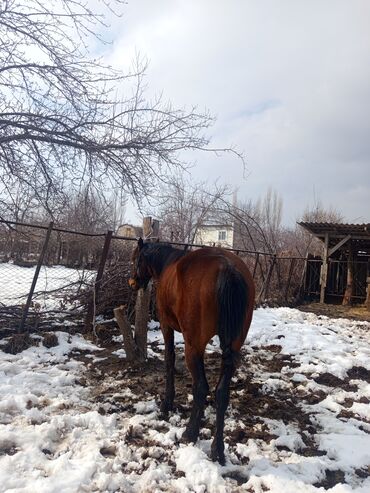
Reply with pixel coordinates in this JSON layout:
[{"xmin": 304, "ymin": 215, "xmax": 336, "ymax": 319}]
[{"xmin": 328, "ymin": 235, "xmax": 351, "ymax": 257}]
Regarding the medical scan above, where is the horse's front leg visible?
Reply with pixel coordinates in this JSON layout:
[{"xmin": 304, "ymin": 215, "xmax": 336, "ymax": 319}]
[
  {"xmin": 160, "ymin": 327, "xmax": 175, "ymax": 416},
  {"xmin": 182, "ymin": 347, "xmax": 209, "ymax": 443}
]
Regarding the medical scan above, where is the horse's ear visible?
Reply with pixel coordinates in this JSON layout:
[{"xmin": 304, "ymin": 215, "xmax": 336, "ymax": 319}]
[{"xmin": 138, "ymin": 237, "xmax": 144, "ymax": 250}]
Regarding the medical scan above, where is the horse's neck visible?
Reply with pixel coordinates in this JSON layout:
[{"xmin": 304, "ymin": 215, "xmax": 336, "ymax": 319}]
[{"xmin": 149, "ymin": 246, "xmax": 185, "ymax": 278}]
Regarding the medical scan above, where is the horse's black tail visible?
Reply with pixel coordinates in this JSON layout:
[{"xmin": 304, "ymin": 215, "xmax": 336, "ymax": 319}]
[{"xmin": 217, "ymin": 264, "xmax": 248, "ymax": 357}]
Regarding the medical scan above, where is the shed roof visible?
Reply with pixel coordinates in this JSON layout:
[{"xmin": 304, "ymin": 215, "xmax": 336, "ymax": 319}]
[{"xmin": 298, "ymin": 222, "xmax": 370, "ymax": 251}]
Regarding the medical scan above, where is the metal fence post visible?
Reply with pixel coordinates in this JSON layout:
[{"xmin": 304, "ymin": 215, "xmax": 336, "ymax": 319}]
[
  {"xmin": 18, "ymin": 221, "xmax": 54, "ymax": 333},
  {"xmin": 85, "ymin": 230, "xmax": 113, "ymax": 332}
]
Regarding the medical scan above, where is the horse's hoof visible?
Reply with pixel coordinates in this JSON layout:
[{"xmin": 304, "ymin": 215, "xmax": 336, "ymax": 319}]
[
  {"xmin": 210, "ymin": 443, "xmax": 225, "ymax": 465},
  {"xmin": 160, "ymin": 400, "xmax": 173, "ymax": 418},
  {"xmin": 182, "ymin": 427, "xmax": 199, "ymax": 443}
]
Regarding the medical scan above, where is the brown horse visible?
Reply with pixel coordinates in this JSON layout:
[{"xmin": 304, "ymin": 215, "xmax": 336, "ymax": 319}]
[{"xmin": 129, "ymin": 239, "xmax": 255, "ymax": 464}]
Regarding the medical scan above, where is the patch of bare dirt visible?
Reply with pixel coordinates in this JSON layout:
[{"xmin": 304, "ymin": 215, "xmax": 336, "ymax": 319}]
[
  {"xmin": 298, "ymin": 303, "xmax": 370, "ymax": 322},
  {"xmin": 313, "ymin": 470, "xmax": 346, "ymax": 490},
  {"xmin": 313, "ymin": 372, "xmax": 358, "ymax": 392},
  {"xmin": 347, "ymin": 366, "xmax": 370, "ymax": 383},
  {"xmin": 3, "ymin": 333, "xmax": 38, "ymax": 354}
]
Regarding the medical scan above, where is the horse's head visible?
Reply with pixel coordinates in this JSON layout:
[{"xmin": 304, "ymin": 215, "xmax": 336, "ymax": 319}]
[{"xmin": 128, "ymin": 238, "xmax": 152, "ymax": 290}]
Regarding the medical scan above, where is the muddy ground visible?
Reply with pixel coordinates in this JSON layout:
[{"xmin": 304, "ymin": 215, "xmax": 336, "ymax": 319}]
[{"xmin": 71, "ymin": 323, "xmax": 370, "ymax": 491}]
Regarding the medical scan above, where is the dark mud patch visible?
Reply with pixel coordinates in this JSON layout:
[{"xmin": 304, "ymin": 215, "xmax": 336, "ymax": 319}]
[
  {"xmin": 260, "ymin": 344, "xmax": 282, "ymax": 353},
  {"xmin": 0, "ymin": 441, "xmax": 19, "ymax": 456},
  {"xmin": 42, "ymin": 332, "xmax": 58, "ymax": 348},
  {"xmin": 3, "ymin": 333, "xmax": 38, "ymax": 354},
  {"xmin": 227, "ymin": 424, "xmax": 277, "ymax": 445},
  {"xmin": 313, "ymin": 469, "xmax": 346, "ymax": 490},
  {"xmin": 355, "ymin": 467, "xmax": 370, "ymax": 479},
  {"xmin": 313, "ymin": 372, "xmax": 358, "ymax": 392},
  {"xmin": 223, "ymin": 470, "xmax": 249, "ymax": 486},
  {"xmin": 347, "ymin": 366, "xmax": 370, "ymax": 383},
  {"xmin": 299, "ymin": 389, "xmax": 327, "ymax": 405}
]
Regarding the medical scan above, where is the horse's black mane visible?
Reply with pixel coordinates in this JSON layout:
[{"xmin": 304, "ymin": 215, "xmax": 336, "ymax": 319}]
[{"xmin": 143, "ymin": 242, "xmax": 186, "ymax": 275}]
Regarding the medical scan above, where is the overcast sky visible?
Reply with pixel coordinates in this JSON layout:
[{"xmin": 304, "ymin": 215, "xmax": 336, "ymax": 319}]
[{"xmin": 104, "ymin": 0, "xmax": 370, "ymax": 225}]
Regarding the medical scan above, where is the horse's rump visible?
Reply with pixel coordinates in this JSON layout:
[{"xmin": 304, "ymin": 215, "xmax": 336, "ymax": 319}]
[{"xmin": 157, "ymin": 248, "xmax": 254, "ymax": 350}]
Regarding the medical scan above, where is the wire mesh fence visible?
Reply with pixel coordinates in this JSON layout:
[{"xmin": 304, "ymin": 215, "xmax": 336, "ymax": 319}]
[
  {"xmin": 0, "ymin": 218, "xmax": 318, "ymax": 338},
  {"xmin": 0, "ymin": 221, "xmax": 102, "ymax": 334}
]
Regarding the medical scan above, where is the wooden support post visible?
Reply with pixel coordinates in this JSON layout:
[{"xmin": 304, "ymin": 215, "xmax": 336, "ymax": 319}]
[
  {"xmin": 366, "ymin": 277, "xmax": 370, "ymax": 312},
  {"xmin": 320, "ymin": 233, "xmax": 329, "ymax": 304},
  {"xmin": 18, "ymin": 221, "xmax": 54, "ymax": 333},
  {"xmin": 113, "ymin": 305, "xmax": 137, "ymax": 361},
  {"xmin": 143, "ymin": 216, "xmax": 160, "ymax": 239},
  {"xmin": 85, "ymin": 230, "xmax": 113, "ymax": 332},
  {"xmin": 342, "ymin": 242, "xmax": 354, "ymax": 306},
  {"xmin": 134, "ymin": 284, "xmax": 151, "ymax": 361},
  {"xmin": 284, "ymin": 258, "xmax": 296, "ymax": 302}
]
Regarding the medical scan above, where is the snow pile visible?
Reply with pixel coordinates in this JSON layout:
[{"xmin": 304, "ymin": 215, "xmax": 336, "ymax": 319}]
[{"xmin": 0, "ymin": 307, "xmax": 369, "ymax": 492}]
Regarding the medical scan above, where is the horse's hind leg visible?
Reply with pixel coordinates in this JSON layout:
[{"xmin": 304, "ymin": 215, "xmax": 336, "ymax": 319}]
[
  {"xmin": 160, "ymin": 327, "xmax": 175, "ymax": 416},
  {"xmin": 210, "ymin": 349, "xmax": 236, "ymax": 465},
  {"xmin": 182, "ymin": 346, "xmax": 209, "ymax": 443}
]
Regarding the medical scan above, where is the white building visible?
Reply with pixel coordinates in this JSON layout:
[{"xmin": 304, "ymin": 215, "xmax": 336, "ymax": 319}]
[{"xmin": 194, "ymin": 224, "xmax": 234, "ymax": 249}]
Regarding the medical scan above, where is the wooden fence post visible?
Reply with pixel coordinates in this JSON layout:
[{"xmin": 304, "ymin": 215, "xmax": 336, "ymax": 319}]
[
  {"xmin": 294, "ymin": 254, "xmax": 309, "ymax": 304},
  {"xmin": 263, "ymin": 254, "xmax": 277, "ymax": 301},
  {"xmin": 134, "ymin": 217, "xmax": 159, "ymax": 361},
  {"xmin": 284, "ymin": 258, "xmax": 296, "ymax": 303},
  {"xmin": 252, "ymin": 253, "xmax": 259, "ymax": 279},
  {"xmin": 85, "ymin": 230, "xmax": 113, "ymax": 332},
  {"xmin": 114, "ymin": 305, "xmax": 138, "ymax": 361},
  {"xmin": 18, "ymin": 221, "xmax": 54, "ymax": 333},
  {"xmin": 256, "ymin": 254, "xmax": 276, "ymax": 304}
]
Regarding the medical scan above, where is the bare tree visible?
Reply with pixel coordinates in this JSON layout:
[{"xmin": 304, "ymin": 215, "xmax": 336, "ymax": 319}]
[
  {"xmin": 0, "ymin": 0, "xmax": 234, "ymax": 216},
  {"xmin": 152, "ymin": 173, "xmax": 231, "ymax": 243},
  {"xmin": 296, "ymin": 199, "xmax": 344, "ymax": 257},
  {"xmin": 218, "ymin": 189, "xmax": 283, "ymax": 255},
  {"xmin": 0, "ymin": 180, "xmax": 39, "ymax": 222}
]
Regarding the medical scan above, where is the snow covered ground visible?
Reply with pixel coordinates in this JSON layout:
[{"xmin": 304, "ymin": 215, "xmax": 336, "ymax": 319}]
[
  {"xmin": 0, "ymin": 307, "xmax": 370, "ymax": 492},
  {"xmin": 0, "ymin": 263, "xmax": 94, "ymax": 309}
]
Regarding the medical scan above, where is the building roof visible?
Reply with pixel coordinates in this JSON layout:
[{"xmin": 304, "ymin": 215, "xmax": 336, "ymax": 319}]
[
  {"xmin": 298, "ymin": 222, "xmax": 370, "ymax": 251},
  {"xmin": 198, "ymin": 224, "xmax": 233, "ymax": 229}
]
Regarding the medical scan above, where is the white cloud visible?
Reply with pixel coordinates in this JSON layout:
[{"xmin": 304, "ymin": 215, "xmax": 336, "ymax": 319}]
[{"xmin": 105, "ymin": 0, "xmax": 370, "ymax": 224}]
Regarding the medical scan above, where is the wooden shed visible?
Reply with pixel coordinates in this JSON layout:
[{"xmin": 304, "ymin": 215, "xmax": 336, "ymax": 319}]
[{"xmin": 298, "ymin": 222, "xmax": 370, "ymax": 309}]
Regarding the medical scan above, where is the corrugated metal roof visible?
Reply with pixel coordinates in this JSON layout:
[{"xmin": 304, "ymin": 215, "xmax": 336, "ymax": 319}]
[
  {"xmin": 298, "ymin": 222, "xmax": 370, "ymax": 251},
  {"xmin": 298, "ymin": 222, "xmax": 370, "ymax": 236}
]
